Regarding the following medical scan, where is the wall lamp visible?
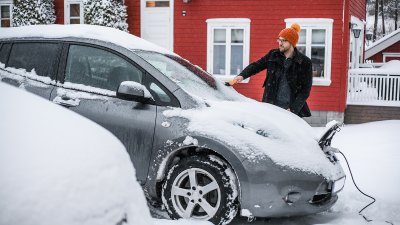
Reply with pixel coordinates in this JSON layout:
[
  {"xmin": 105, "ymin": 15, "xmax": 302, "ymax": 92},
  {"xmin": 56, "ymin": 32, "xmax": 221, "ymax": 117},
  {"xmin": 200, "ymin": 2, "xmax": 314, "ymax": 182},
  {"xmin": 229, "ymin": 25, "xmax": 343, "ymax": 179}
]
[
  {"xmin": 365, "ymin": 31, "xmax": 373, "ymax": 41},
  {"xmin": 182, "ymin": 0, "xmax": 191, "ymax": 3},
  {"xmin": 352, "ymin": 29, "xmax": 361, "ymax": 38},
  {"xmin": 349, "ymin": 22, "xmax": 361, "ymax": 39}
]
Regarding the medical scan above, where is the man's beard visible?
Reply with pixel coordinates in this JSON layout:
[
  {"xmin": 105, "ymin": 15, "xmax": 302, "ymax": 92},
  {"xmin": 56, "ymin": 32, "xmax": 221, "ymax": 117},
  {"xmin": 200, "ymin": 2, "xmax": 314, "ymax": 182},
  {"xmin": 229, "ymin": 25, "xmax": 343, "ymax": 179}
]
[{"xmin": 279, "ymin": 46, "xmax": 288, "ymax": 53}]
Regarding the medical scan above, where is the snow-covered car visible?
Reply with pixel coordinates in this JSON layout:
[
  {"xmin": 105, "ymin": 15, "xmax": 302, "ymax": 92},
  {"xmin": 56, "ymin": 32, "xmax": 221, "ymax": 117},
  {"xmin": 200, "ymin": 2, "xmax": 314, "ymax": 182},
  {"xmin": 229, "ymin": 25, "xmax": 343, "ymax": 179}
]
[
  {"xmin": 0, "ymin": 25, "xmax": 345, "ymax": 225},
  {"xmin": 0, "ymin": 82, "xmax": 153, "ymax": 225}
]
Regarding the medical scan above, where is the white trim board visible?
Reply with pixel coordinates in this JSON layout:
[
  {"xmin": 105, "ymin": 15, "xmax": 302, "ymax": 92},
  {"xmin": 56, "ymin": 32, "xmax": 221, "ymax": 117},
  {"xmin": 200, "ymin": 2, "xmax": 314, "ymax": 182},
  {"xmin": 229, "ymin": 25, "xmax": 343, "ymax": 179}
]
[
  {"xmin": 365, "ymin": 29, "xmax": 400, "ymax": 59},
  {"xmin": 383, "ymin": 52, "xmax": 400, "ymax": 62},
  {"xmin": 285, "ymin": 18, "xmax": 334, "ymax": 86},
  {"xmin": 206, "ymin": 18, "xmax": 251, "ymax": 83}
]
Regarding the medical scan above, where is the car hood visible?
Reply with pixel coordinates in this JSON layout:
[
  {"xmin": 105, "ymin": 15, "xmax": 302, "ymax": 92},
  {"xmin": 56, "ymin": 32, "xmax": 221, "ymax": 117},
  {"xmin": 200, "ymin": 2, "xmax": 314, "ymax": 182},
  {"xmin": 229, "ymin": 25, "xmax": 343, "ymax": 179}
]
[{"xmin": 163, "ymin": 100, "xmax": 344, "ymax": 180}]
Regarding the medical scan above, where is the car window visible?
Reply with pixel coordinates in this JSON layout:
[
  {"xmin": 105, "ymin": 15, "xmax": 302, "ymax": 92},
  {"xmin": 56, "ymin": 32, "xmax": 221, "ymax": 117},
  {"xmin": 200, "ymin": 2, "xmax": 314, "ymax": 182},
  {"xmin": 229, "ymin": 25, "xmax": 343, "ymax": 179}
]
[
  {"xmin": 143, "ymin": 74, "xmax": 180, "ymax": 107},
  {"xmin": 65, "ymin": 44, "xmax": 143, "ymax": 92},
  {"xmin": 7, "ymin": 43, "xmax": 60, "ymax": 78},
  {"xmin": 0, "ymin": 43, "xmax": 11, "ymax": 65},
  {"xmin": 135, "ymin": 51, "xmax": 243, "ymax": 102}
]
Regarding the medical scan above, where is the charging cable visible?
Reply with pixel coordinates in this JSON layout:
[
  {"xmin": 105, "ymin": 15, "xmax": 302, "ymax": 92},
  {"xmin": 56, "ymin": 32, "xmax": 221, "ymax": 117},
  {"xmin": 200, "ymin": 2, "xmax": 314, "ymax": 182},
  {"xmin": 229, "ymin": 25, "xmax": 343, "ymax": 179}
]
[{"xmin": 338, "ymin": 151, "xmax": 394, "ymax": 225}]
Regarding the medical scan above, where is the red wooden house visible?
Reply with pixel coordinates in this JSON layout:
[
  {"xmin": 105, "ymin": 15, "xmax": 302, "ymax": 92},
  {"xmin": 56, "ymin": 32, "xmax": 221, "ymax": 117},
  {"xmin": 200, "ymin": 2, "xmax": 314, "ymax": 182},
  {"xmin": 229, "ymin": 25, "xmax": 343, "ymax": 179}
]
[
  {"xmin": 365, "ymin": 29, "xmax": 400, "ymax": 63},
  {"xmin": 0, "ymin": 0, "xmax": 368, "ymax": 126}
]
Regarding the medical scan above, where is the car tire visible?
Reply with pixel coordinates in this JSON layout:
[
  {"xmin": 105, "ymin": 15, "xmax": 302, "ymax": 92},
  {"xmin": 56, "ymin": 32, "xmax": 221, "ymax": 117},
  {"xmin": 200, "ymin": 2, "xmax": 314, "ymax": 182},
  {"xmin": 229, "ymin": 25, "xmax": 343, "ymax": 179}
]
[{"xmin": 162, "ymin": 155, "xmax": 239, "ymax": 225}]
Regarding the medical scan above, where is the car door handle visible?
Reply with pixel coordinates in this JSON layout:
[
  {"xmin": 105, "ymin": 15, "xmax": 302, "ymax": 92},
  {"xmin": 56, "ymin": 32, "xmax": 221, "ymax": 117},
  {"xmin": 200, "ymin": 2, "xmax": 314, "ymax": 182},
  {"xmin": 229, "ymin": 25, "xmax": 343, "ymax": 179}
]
[{"xmin": 53, "ymin": 95, "xmax": 80, "ymax": 108}]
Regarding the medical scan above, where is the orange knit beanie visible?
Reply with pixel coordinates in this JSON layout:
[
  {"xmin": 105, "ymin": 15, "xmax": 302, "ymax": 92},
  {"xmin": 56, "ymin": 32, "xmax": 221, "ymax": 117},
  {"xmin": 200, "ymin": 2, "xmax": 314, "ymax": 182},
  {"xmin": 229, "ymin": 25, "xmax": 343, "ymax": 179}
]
[{"xmin": 278, "ymin": 23, "xmax": 301, "ymax": 47}]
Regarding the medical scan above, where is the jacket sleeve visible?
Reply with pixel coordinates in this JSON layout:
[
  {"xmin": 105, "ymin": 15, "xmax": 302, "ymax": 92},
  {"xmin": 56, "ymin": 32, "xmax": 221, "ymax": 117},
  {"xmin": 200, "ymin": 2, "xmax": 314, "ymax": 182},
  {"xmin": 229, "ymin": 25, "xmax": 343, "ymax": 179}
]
[
  {"xmin": 239, "ymin": 51, "xmax": 270, "ymax": 79},
  {"xmin": 291, "ymin": 59, "xmax": 313, "ymax": 115}
]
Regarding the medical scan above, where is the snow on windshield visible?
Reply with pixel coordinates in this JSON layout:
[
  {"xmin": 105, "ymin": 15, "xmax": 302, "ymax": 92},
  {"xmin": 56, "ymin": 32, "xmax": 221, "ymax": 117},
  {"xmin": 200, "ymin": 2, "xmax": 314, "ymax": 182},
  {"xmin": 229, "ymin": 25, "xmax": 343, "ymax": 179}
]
[
  {"xmin": 135, "ymin": 51, "xmax": 249, "ymax": 102},
  {"xmin": 163, "ymin": 100, "xmax": 344, "ymax": 180}
]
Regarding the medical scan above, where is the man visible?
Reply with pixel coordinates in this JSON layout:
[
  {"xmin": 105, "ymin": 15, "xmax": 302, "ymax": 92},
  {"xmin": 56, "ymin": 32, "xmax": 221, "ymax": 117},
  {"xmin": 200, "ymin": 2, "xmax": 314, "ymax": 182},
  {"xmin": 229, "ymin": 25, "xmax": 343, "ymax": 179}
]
[{"xmin": 228, "ymin": 23, "xmax": 312, "ymax": 117}]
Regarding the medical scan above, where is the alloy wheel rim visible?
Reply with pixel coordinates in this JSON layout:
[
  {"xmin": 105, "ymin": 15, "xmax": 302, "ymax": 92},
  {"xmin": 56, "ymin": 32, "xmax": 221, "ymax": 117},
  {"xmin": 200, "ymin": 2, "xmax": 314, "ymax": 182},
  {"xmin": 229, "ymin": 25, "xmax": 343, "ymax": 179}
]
[{"xmin": 171, "ymin": 168, "xmax": 221, "ymax": 220}]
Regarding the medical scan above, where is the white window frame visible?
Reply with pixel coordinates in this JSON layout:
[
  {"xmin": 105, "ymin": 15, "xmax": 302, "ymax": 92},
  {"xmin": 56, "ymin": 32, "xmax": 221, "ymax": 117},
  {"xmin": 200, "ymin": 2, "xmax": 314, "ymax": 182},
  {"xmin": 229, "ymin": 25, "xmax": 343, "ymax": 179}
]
[
  {"xmin": 285, "ymin": 18, "xmax": 333, "ymax": 86},
  {"xmin": 382, "ymin": 52, "xmax": 400, "ymax": 62},
  {"xmin": 64, "ymin": 0, "xmax": 84, "ymax": 25},
  {"xmin": 206, "ymin": 18, "xmax": 251, "ymax": 83},
  {"xmin": 0, "ymin": 0, "xmax": 13, "ymax": 27}
]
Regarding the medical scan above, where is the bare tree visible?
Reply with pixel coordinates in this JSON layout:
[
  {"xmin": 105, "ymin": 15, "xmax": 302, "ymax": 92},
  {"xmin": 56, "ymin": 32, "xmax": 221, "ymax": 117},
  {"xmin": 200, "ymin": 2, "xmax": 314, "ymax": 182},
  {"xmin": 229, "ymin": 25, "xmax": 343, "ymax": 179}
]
[
  {"xmin": 381, "ymin": 0, "xmax": 386, "ymax": 35},
  {"xmin": 396, "ymin": 0, "xmax": 399, "ymax": 29},
  {"xmin": 374, "ymin": 0, "xmax": 379, "ymax": 40}
]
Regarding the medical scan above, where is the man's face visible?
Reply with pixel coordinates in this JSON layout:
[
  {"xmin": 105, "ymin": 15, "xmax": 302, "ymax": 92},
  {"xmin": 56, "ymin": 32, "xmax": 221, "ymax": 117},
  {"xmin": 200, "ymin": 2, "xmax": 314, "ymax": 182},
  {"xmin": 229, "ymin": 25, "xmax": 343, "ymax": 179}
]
[{"xmin": 277, "ymin": 37, "xmax": 291, "ymax": 53}]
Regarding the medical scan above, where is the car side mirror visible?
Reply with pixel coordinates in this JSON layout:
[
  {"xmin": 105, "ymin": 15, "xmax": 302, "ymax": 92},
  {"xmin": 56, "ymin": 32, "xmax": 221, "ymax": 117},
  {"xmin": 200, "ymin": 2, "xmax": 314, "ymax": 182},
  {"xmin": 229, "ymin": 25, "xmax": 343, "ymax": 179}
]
[{"xmin": 116, "ymin": 81, "xmax": 153, "ymax": 103}]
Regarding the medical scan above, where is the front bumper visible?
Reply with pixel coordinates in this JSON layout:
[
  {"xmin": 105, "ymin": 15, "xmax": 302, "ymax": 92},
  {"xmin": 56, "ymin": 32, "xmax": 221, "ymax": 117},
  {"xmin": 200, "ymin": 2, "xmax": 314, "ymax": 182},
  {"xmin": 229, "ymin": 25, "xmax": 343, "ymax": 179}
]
[{"xmin": 239, "ymin": 158, "xmax": 345, "ymax": 218}]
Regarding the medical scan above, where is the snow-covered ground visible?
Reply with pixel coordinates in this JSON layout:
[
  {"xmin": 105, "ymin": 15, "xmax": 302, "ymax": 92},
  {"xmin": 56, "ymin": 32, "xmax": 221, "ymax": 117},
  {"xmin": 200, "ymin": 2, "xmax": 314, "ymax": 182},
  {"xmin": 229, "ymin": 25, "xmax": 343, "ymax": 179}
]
[
  {"xmin": 144, "ymin": 120, "xmax": 400, "ymax": 225},
  {"xmin": 153, "ymin": 120, "xmax": 400, "ymax": 225},
  {"xmin": 1, "ymin": 82, "xmax": 399, "ymax": 225},
  {"xmin": 226, "ymin": 120, "xmax": 400, "ymax": 225}
]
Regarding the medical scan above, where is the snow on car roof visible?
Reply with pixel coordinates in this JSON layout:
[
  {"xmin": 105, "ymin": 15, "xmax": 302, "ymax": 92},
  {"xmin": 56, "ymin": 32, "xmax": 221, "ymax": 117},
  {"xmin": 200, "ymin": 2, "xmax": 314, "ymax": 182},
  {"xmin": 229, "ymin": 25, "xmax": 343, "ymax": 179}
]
[{"xmin": 0, "ymin": 24, "xmax": 175, "ymax": 55}]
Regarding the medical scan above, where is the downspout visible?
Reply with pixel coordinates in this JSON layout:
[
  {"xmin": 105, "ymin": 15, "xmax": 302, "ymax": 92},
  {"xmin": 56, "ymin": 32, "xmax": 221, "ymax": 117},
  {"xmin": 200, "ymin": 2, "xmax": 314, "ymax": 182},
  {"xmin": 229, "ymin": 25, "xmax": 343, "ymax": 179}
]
[{"xmin": 341, "ymin": 0, "xmax": 350, "ymax": 113}]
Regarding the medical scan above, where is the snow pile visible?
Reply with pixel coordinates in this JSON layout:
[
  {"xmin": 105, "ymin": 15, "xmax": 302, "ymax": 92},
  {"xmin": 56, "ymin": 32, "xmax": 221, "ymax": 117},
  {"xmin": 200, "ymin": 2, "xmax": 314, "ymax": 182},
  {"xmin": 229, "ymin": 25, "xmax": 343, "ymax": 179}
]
[
  {"xmin": 119, "ymin": 81, "xmax": 153, "ymax": 99},
  {"xmin": 0, "ymin": 83, "xmax": 153, "ymax": 225},
  {"xmin": 83, "ymin": 0, "xmax": 128, "ymax": 32},
  {"xmin": 163, "ymin": 100, "xmax": 343, "ymax": 180},
  {"xmin": 0, "ymin": 24, "xmax": 174, "ymax": 56},
  {"xmin": 0, "ymin": 62, "xmax": 55, "ymax": 86},
  {"xmin": 331, "ymin": 121, "xmax": 400, "ymax": 224},
  {"xmin": 224, "ymin": 121, "xmax": 400, "ymax": 225},
  {"xmin": 182, "ymin": 136, "xmax": 199, "ymax": 146},
  {"xmin": 379, "ymin": 59, "xmax": 400, "ymax": 70},
  {"xmin": 349, "ymin": 60, "xmax": 400, "ymax": 75}
]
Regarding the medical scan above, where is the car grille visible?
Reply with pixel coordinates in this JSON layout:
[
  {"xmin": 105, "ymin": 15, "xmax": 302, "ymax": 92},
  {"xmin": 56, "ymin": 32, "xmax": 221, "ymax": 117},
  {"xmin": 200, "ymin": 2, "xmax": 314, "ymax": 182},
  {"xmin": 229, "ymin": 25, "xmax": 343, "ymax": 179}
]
[
  {"xmin": 309, "ymin": 180, "xmax": 333, "ymax": 205},
  {"xmin": 309, "ymin": 193, "xmax": 332, "ymax": 205}
]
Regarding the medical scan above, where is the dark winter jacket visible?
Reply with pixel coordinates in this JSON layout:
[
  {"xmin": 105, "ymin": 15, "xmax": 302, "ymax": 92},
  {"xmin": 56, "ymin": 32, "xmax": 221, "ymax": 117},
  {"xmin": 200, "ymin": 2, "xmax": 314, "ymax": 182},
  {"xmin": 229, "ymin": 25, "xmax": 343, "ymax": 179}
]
[{"xmin": 240, "ymin": 48, "xmax": 312, "ymax": 117}]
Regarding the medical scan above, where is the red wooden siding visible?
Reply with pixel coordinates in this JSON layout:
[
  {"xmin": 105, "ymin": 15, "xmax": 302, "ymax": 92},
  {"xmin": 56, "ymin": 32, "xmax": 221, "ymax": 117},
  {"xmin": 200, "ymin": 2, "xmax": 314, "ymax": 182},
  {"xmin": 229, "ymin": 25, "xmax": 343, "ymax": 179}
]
[
  {"xmin": 54, "ymin": 0, "xmax": 64, "ymax": 24},
  {"xmin": 50, "ymin": 0, "xmax": 366, "ymax": 113},
  {"xmin": 369, "ymin": 42, "xmax": 400, "ymax": 62},
  {"xmin": 125, "ymin": 1, "xmax": 141, "ymax": 36},
  {"xmin": 350, "ymin": 0, "xmax": 366, "ymax": 20},
  {"xmin": 174, "ymin": 0, "xmax": 350, "ymax": 112},
  {"xmin": 53, "ymin": 0, "xmax": 140, "ymax": 36}
]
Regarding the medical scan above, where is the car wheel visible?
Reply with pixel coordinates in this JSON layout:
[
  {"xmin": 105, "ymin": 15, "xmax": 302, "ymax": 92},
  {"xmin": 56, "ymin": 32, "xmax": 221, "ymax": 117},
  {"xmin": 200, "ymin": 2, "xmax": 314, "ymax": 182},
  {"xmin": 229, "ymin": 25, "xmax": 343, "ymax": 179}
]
[{"xmin": 162, "ymin": 155, "xmax": 238, "ymax": 225}]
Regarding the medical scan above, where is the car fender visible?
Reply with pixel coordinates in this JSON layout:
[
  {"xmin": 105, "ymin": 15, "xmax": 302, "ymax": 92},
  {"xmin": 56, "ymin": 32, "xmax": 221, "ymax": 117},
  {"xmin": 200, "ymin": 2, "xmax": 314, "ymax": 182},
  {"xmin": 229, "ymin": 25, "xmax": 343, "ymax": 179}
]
[{"xmin": 143, "ymin": 135, "xmax": 250, "ymax": 203}]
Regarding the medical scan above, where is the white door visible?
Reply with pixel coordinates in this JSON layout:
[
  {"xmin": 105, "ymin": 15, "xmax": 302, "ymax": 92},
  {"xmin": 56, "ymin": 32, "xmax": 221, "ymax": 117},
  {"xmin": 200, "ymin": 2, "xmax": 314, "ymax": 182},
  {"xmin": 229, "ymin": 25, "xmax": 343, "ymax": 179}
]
[
  {"xmin": 141, "ymin": 0, "xmax": 173, "ymax": 51},
  {"xmin": 64, "ymin": 1, "xmax": 83, "ymax": 24}
]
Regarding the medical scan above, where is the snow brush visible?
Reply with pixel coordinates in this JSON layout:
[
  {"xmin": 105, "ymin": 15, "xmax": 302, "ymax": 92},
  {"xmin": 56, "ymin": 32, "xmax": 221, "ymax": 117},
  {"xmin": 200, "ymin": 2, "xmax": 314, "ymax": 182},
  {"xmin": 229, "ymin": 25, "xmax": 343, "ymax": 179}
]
[{"xmin": 225, "ymin": 79, "xmax": 239, "ymax": 86}]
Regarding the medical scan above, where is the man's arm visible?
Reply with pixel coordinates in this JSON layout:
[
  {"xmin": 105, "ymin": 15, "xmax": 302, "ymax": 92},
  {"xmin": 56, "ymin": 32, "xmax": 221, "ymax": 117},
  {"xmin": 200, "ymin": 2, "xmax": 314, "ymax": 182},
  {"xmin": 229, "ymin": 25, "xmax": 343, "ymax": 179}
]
[
  {"xmin": 229, "ymin": 50, "xmax": 272, "ymax": 86},
  {"xmin": 291, "ymin": 59, "xmax": 313, "ymax": 114},
  {"xmin": 239, "ymin": 51, "xmax": 270, "ymax": 80}
]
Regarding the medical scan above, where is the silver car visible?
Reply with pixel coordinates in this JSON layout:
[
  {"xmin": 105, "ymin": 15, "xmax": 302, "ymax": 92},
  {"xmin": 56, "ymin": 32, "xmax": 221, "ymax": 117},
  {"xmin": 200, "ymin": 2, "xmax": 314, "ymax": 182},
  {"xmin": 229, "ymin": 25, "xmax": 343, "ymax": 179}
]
[{"xmin": 0, "ymin": 25, "xmax": 345, "ymax": 225}]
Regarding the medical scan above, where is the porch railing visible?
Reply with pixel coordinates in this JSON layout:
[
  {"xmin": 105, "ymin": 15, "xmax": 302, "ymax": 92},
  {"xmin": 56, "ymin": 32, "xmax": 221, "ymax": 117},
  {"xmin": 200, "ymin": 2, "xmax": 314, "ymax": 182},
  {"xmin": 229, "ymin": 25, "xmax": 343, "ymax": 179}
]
[{"xmin": 347, "ymin": 69, "xmax": 400, "ymax": 107}]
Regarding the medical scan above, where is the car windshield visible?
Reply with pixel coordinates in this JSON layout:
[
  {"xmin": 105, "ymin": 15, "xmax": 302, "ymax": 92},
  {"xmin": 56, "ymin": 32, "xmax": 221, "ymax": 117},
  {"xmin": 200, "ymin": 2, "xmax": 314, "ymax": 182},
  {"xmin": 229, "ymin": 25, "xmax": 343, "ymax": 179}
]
[{"xmin": 135, "ymin": 51, "xmax": 244, "ymax": 101}]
